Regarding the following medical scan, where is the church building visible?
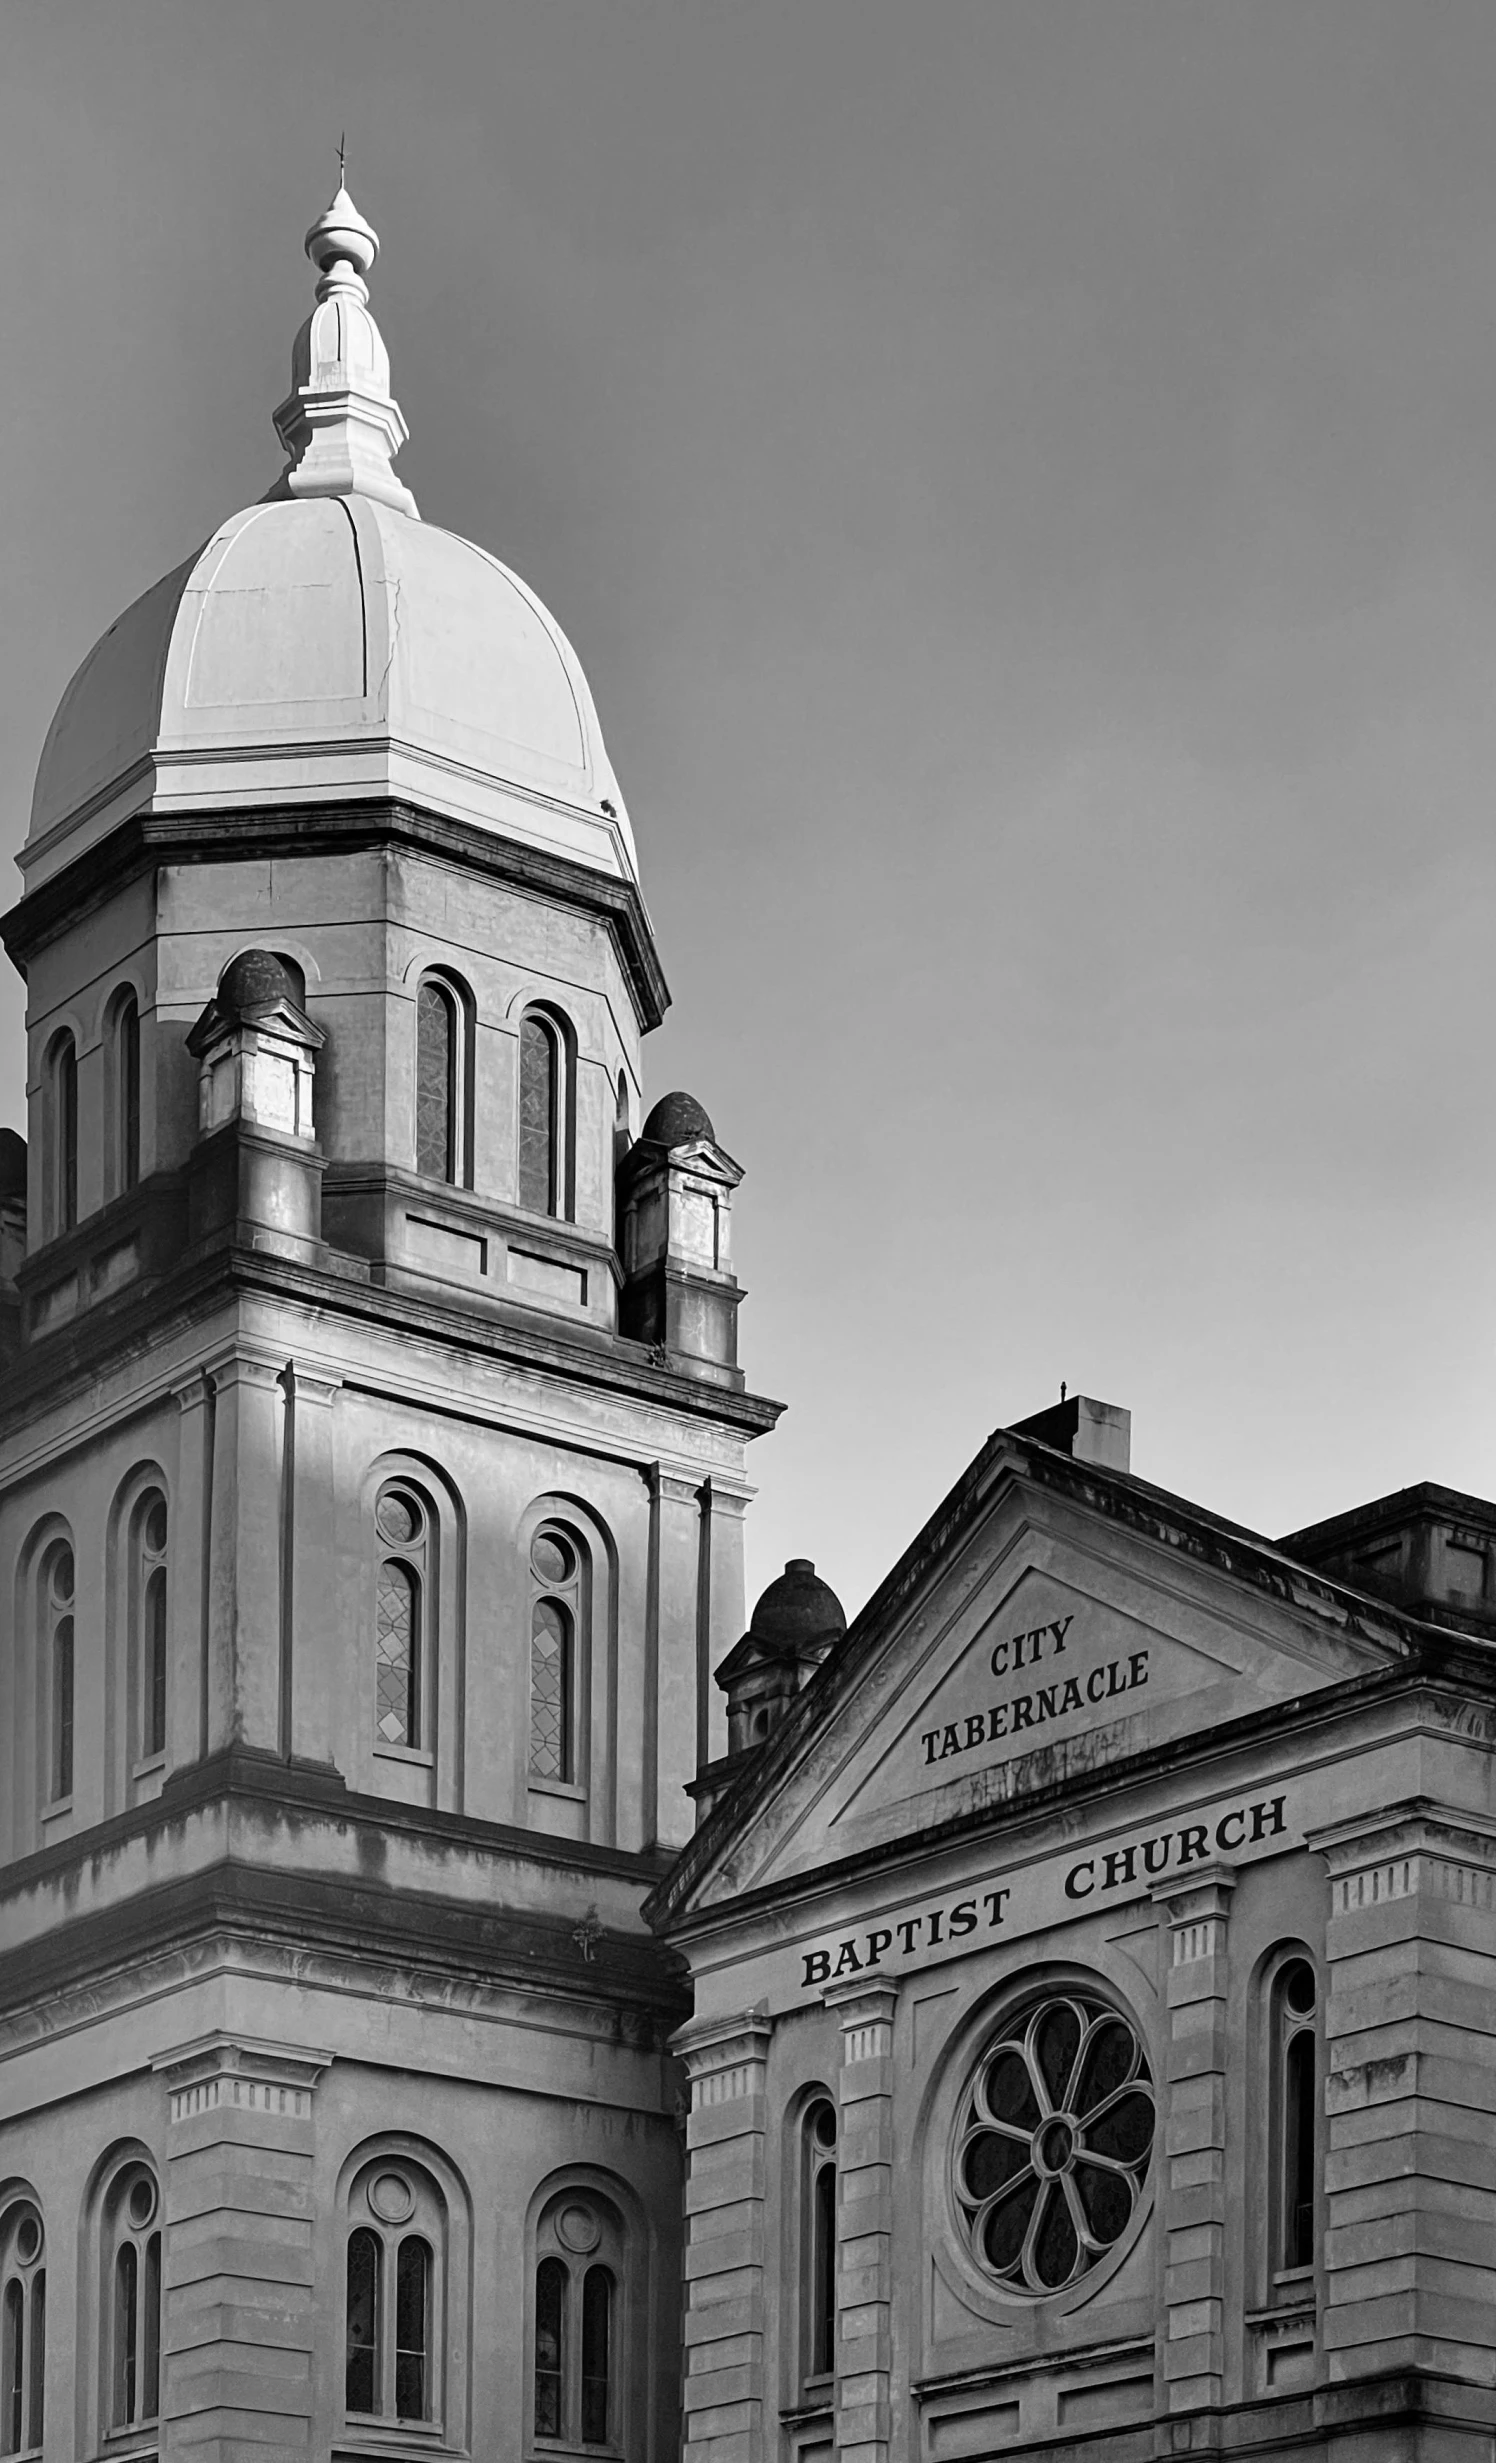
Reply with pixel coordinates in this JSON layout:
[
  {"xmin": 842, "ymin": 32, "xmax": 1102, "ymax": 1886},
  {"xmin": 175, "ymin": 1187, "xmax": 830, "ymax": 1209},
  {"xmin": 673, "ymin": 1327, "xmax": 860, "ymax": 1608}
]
[{"xmin": 3, "ymin": 179, "xmax": 1496, "ymax": 2463}]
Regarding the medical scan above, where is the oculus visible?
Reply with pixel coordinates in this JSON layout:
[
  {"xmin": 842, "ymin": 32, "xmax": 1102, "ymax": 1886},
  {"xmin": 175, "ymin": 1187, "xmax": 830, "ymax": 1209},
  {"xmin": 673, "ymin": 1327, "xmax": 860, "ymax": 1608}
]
[{"xmin": 953, "ymin": 1992, "xmax": 1154, "ymax": 2295}]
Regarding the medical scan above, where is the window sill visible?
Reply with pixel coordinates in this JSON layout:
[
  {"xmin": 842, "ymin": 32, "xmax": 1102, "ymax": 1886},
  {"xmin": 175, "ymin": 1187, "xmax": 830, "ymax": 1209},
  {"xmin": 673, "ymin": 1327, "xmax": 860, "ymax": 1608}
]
[
  {"xmin": 336, "ymin": 2418, "xmax": 452, "ymax": 2452},
  {"xmin": 528, "ymin": 1776, "xmax": 588, "ymax": 1804},
  {"xmin": 781, "ymin": 2397, "xmax": 834, "ymax": 2427},
  {"xmin": 40, "ymin": 1797, "xmax": 73, "ymax": 1824},
  {"xmin": 374, "ymin": 1743, "xmax": 435, "ymax": 1768},
  {"xmin": 132, "ymin": 1752, "xmax": 167, "ymax": 1782}
]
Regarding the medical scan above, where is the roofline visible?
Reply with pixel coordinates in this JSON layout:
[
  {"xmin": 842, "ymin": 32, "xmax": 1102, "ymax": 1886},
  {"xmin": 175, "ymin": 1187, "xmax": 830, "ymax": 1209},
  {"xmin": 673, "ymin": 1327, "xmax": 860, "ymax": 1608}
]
[{"xmin": 647, "ymin": 1423, "xmax": 1475, "ymax": 1929}]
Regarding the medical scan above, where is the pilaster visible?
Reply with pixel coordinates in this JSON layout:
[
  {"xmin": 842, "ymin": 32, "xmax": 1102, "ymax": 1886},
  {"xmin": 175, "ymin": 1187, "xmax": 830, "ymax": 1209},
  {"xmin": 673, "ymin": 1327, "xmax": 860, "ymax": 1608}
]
[
  {"xmin": 699, "ymin": 1482, "xmax": 750, "ymax": 1770},
  {"xmin": 280, "ymin": 1364, "xmax": 340, "ymax": 1766},
  {"xmin": 170, "ymin": 1372, "xmax": 213, "ymax": 1768},
  {"xmin": 827, "ymin": 1978, "xmax": 899, "ymax": 2463},
  {"xmin": 1314, "ymin": 1803, "xmax": 1496, "ymax": 2388},
  {"xmin": 1153, "ymin": 1866, "xmax": 1235, "ymax": 2421},
  {"xmin": 204, "ymin": 1351, "xmax": 285, "ymax": 1755},
  {"xmin": 650, "ymin": 1465, "xmax": 704, "ymax": 1848},
  {"xmin": 156, "ymin": 2032, "xmax": 330, "ymax": 2459},
  {"xmin": 676, "ymin": 2009, "xmax": 775, "ymax": 2463}
]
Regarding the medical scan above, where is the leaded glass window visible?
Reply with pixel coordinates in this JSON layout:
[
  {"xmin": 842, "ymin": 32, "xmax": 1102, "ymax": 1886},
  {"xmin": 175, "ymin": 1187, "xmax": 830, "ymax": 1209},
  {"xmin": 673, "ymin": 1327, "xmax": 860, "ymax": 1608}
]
[
  {"xmin": 136, "ymin": 1493, "xmax": 169, "ymax": 1762},
  {"xmin": 44, "ymin": 1544, "xmax": 74, "ymax": 1806},
  {"xmin": 1275, "ymin": 1956, "xmax": 1319, "ymax": 2270},
  {"xmin": 954, "ymin": 1993, "xmax": 1154, "ymax": 2295},
  {"xmin": 529, "ymin": 1528, "xmax": 581, "ymax": 1784},
  {"xmin": 533, "ymin": 2198, "xmax": 624, "ymax": 2449},
  {"xmin": 344, "ymin": 2165, "xmax": 444, "ymax": 2425},
  {"xmin": 49, "ymin": 1035, "xmax": 76, "ymax": 1236},
  {"xmin": 374, "ymin": 1487, "xmax": 429, "ymax": 1753},
  {"xmin": 415, "ymin": 978, "xmax": 459, "ymax": 1182},
  {"xmin": 112, "ymin": 991, "xmax": 140, "ymax": 1195},
  {"xmin": 519, "ymin": 1012, "xmax": 559, "ymax": 1215},
  {"xmin": 0, "ymin": 2205, "xmax": 44, "ymax": 2459},
  {"xmin": 107, "ymin": 2169, "xmax": 161, "ymax": 2429}
]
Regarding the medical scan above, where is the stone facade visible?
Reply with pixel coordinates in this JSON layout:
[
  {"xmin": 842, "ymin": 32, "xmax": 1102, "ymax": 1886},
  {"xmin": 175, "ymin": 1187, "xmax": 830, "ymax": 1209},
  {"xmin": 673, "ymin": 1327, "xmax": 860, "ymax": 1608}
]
[
  {"xmin": 0, "ymin": 182, "xmax": 778, "ymax": 2459},
  {"xmin": 652, "ymin": 1413, "xmax": 1496, "ymax": 2463}
]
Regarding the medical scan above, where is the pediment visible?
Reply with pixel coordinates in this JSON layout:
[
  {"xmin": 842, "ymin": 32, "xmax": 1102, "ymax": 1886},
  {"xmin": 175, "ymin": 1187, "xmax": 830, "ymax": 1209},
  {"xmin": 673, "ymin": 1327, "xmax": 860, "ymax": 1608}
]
[{"xmin": 676, "ymin": 1457, "xmax": 1407, "ymax": 1914}]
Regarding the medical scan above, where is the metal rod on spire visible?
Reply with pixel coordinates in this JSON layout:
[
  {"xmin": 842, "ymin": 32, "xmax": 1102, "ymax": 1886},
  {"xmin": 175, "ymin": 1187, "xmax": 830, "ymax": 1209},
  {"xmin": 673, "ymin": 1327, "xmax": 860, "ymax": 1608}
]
[{"xmin": 338, "ymin": 131, "xmax": 347, "ymax": 186}]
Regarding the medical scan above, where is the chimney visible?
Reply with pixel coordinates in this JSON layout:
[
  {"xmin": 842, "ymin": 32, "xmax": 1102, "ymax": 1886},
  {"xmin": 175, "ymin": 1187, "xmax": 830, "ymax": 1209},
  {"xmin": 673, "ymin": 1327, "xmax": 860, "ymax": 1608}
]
[{"xmin": 1011, "ymin": 1394, "xmax": 1131, "ymax": 1475}]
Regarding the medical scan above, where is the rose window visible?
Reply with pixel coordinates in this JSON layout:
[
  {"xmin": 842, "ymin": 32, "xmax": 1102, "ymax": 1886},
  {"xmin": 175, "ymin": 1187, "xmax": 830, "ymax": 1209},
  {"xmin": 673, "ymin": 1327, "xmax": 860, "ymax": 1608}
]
[{"xmin": 954, "ymin": 1993, "xmax": 1154, "ymax": 2294}]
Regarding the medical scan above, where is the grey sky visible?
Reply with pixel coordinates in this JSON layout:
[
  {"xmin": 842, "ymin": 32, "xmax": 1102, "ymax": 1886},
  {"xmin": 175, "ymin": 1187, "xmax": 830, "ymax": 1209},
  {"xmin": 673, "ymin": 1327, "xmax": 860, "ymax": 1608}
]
[{"xmin": 3, "ymin": 0, "xmax": 1495, "ymax": 1614}]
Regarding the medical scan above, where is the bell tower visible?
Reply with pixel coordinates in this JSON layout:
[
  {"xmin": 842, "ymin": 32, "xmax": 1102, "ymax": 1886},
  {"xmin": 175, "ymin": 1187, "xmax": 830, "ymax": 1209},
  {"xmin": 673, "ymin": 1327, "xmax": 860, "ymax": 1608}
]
[{"xmin": 0, "ymin": 182, "xmax": 779, "ymax": 2455}]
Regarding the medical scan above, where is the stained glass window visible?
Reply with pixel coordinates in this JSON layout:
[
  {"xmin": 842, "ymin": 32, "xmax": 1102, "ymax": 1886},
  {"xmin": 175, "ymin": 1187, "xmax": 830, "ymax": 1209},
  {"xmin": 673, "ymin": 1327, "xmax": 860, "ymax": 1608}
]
[
  {"xmin": 529, "ymin": 1599, "xmax": 570, "ymax": 1781},
  {"xmin": 394, "ymin": 2236, "xmax": 431, "ymax": 2420},
  {"xmin": 1277, "ymin": 1958, "xmax": 1318, "ymax": 2268},
  {"xmin": 115, "ymin": 993, "xmax": 140, "ymax": 1194},
  {"xmin": 805, "ymin": 2100, "xmax": 837, "ymax": 2383},
  {"xmin": 519, "ymin": 1013, "xmax": 558, "ymax": 1215},
  {"xmin": 107, "ymin": 2171, "xmax": 160, "ymax": 2429},
  {"xmin": 954, "ymin": 1993, "xmax": 1153, "ymax": 2296},
  {"xmin": 51, "ymin": 1037, "xmax": 76, "ymax": 1235},
  {"xmin": 534, "ymin": 2256, "xmax": 565, "ymax": 2438},
  {"xmin": 345, "ymin": 2229, "xmax": 380, "ymax": 2411},
  {"xmin": 376, "ymin": 1561, "xmax": 418, "ymax": 1748},
  {"xmin": 46, "ymin": 1543, "xmax": 74, "ymax": 1806},
  {"xmin": 138, "ymin": 1494, "xmax": 169, "ymax": 1761},
  {"xmin": 580, "ymin": 2266, "xmax": 611, "ymax": 2445},
  {"xmin": 415, "ymin": 979, "xmax": 458, "ymax": 1182}
]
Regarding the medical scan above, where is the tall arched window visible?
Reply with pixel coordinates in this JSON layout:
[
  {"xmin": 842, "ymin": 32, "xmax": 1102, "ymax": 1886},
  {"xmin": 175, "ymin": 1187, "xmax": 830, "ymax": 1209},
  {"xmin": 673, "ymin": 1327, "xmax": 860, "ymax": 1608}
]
[
  {"xmin": 104, "ymin": 2166, "xmax": 161, "ymax": 2432},
  {"xmin": 528, "ymin": 1526, "xmax": 583, "ymax": 1787},
  {"xmin": 801, "ymin": 2099, "xmax": 837, "ymax": 2390},
  {"xmin": 532, "ymin": 2193, "xmax": 626, "ymax": 2450},
  {"xmin": 375, "ymin": 1485, "xmax": 431, "ymax": 1753},
  {"xmin": 519, "ymin": 1008, "xmax": 573, "ymax": 1219},
  {"xmin": 0, "ymin": 2202, "xmax": 44, "ymax": 2458},
  {"xmin": 415, "ymin": 975, "xmax": 471, "ymax": 1186},
  {"xmin": 46, "ymin": 1033, "xmax": 77, "ymax": 1236},
  {"xmin": 109, "ymin": 990, "xmax": 140, "ymax": 1197},
  {"xmin": 132, "ymin": 1493, "xmax": 169, "ymax": 1763},
  {"xmin": 42, "ymin": 1541, "xmax": 74, "ymax": 1807},
  {"xmin": 1273, "ymin": 1955, "xmax": 1319, "ymax": 2272},
  {"xmin": 344, "ymin": 2160, "xmax": 445, "ymax": 2425}
]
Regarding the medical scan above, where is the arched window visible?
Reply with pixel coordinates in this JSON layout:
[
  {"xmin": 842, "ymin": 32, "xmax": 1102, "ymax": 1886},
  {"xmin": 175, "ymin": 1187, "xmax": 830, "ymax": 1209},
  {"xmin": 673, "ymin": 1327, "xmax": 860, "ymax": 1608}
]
[
  {"xmin": 375, "ymin": 1485, "xmax": 431, "ymax": 1753},
  {"xmin": 132, "ymin": 1493, "xmax": 169, "ymax": 1763},
  {"xmin": 42, "ymin": 1540, "xmax": 74, "ymax": 1807},
  {"xmin": 0, "ymin": 2203, "xmax": 44, "ymax": 2458},
  {"xmin": 344, "ymin": 2160, "xmax": 445, "ymax": 2425},
  {"xmin": 46, "ymin": 1033, "xmax": 77, "ymax": 1237},
  {"xmin": 104, "ymin": 2166, "xmax": 161, "ymax": 2431},
  {"xmin": 532, "ymin": 2193, "xmax": 626, "ymax": 2450},
  {"xmin": 108, "ymin": 990, "xmax": 140, "ymax": 1198},
  {"xmin": 415, "ymin": 975, "xmax": 471, "ymax": 1186},
  {"xmin": 801, "ymin": 2099, "xmax": 837, "ymax": 2389},
  {"xmin": 529, "ymin": 1526, "xmax": 584, "ymax": 1787},
  {"xmin": 519, "ymin": 1008, "xmax": 572, "ymax": 1219},
  {"xmin": 1273, "ymin": 1955, "xmax": 1319, "ymax": 2272}
]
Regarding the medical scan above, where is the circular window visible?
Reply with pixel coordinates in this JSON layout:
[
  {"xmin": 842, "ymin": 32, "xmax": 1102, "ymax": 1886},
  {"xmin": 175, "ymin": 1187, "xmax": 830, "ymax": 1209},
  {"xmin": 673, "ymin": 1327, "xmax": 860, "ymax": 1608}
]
[
  {"xmin": 377, "ymin": 1492, "xmax": 419, "ymax": 1547},
  {"xmin": 556, "ymin": 2201, "xmax": 602, "ymax": 2253},
  {"xmin": 531, "ymin": 1531, "xmax": 576, "ymax": 1587},
  {"xmin": 369, "ymin": 2170, "xmax": 416, "ymax": 2224},
  {"xmin": 145, "ymin": 1498, "xmax": 168, "ymax": 1554},
  {"xmin": 125, "ymin": 2174, "xmax": 157, "ymax": 2230},
  {"xmin": 954, "ymin": 1993, "xmax": 1154, "ymax": 2295},
  {"xmin": 13, "ymin": 2215, "xmax": 40, "ymax": 2266}
]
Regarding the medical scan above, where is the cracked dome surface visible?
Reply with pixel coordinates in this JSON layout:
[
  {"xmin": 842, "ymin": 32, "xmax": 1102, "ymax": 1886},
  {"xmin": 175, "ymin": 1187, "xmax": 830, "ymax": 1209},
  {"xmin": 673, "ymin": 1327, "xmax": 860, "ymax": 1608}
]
[{"xmin": 26, "ymin": 492, "xmax": 637, "ymax": 889}]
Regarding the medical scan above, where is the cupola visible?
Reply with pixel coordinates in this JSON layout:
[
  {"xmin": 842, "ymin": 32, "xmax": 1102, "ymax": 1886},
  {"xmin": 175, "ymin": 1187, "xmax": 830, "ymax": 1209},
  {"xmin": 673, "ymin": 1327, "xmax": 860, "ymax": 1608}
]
[
  {"xmin": 716, "ymin": 1558, "xmax": 847, "ymax": 1756},
  {"xmin": 617, "ymin": 1092, "xmax": 745, "ymax": 1385}
]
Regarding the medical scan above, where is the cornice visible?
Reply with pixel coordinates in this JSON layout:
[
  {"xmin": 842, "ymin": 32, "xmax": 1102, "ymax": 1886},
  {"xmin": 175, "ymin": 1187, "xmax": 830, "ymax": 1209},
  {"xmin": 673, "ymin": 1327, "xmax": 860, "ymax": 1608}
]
[
  {"xmin": 0, "ymin": 1231, "xmax": 784, "ymax": 1445},
  {"xmin": 0, "ymin": 795, "xmax": 671, "ymax": 1031}
]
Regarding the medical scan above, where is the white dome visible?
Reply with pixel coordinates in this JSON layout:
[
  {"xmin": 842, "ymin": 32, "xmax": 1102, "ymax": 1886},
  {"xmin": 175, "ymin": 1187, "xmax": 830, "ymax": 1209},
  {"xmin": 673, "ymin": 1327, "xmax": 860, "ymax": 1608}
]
[{"xmin": 21, "ymin": 185, "xmax": 639, "ymax": 892}]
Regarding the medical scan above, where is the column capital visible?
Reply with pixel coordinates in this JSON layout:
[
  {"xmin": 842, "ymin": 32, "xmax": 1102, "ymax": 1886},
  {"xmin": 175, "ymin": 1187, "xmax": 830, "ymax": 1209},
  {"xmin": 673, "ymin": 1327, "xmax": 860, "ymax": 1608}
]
[
  {"xmin": 650, "ymin": 1462, "xmax": 703, "ymax": 1508},
  {"xmin": 1307, "ymin": 1797, "xmax": 1496, "ymax": 1916},
  {"xmin": 671, "ymin": 2006, "xmax": 774, "ymax": 2092},
  {"xmin": 153, "ymin": 2032, "xmax": 331, "ymax": 2126},
  {"xmin": 203, "ymin": 1342, "xmax": 288, "ymax": 1397},
  {"xmin": 825, "ymin": 1976, "xmax": 899, "ymax": 2062}
]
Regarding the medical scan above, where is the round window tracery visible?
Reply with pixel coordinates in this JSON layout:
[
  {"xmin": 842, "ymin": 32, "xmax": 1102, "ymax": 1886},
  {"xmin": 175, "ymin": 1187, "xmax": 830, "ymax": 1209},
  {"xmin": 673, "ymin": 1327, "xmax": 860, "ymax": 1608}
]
[{"xmin": 954, "ymin": 1992, "xmax": 1154, "ymax": 2295}]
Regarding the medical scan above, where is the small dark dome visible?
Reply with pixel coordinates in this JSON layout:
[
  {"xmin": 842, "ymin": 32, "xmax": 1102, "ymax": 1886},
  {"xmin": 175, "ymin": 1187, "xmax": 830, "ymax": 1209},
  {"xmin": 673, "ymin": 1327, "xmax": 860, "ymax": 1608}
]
[
  {"xmin": 641, "ymin": 1090, "xmax": 716, "ymax": 1148},
  {"xmin": 749, "ymin": 1558, "xmax": 846, "ymax": 1655},
  {"xmin": 0, "ymin": 1127, "xmax": 25, "ymax": 1204},
  {"xmin": 217, "ymin": 948, "xmax": 296, "ymax": 1016}
]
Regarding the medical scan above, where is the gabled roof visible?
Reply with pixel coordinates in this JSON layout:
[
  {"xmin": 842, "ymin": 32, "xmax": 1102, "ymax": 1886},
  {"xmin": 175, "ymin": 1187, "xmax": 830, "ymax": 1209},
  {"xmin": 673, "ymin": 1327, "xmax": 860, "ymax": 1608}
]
[{"xmin": 646, "ymin": 1422, "xmax": 1480, "ymax": 1935}]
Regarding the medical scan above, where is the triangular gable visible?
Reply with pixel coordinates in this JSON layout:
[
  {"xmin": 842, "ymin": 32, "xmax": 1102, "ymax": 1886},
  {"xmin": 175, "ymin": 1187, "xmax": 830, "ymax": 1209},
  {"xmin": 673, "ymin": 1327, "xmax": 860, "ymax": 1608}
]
[{"xmin": 664, "ymin": 1437, "xmax": 1413, "ymax": 1919}]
